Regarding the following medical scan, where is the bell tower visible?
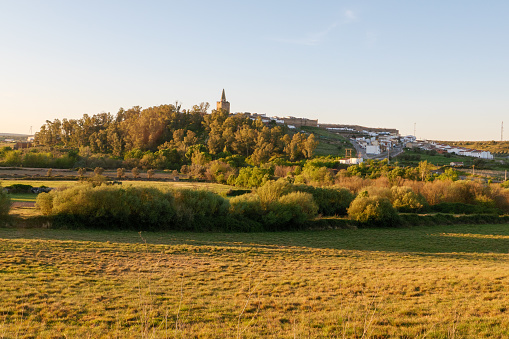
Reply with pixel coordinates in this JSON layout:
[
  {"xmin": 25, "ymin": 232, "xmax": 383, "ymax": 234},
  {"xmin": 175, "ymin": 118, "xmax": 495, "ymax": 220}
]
[{"xmin": 216, "ymin": 89, "xmax": 230, "ymax": 113}]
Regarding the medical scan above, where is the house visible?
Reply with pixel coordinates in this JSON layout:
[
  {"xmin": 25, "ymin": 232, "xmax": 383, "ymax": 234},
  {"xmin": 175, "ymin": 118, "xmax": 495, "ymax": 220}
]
[
  {"xmin": 13, "ymin": 142, "xmax": 32, "ymax": 150},
  {"xmin": 339, "ymin": 157, "xmax": 364, "ymax": 165},
  {"xmin": 366, "ymin": 145, "xmax": 381, "ymax": 155}
]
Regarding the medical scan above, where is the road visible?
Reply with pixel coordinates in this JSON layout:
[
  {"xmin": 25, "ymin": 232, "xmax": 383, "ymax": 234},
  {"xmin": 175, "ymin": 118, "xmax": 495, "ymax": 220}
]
[{"xmin": 349, "ymin": 139, "xmax": 404, "ymax": 162}]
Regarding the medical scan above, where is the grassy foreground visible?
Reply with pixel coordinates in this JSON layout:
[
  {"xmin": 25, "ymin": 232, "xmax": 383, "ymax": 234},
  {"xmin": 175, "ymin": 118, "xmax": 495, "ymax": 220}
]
[{"xmin": 0, "ymin": 225, "xmax": 509, "ymax": 337}]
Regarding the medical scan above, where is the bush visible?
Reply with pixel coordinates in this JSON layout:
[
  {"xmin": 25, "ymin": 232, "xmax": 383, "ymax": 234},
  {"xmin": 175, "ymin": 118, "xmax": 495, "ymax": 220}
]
[
  {"xmin": 294, "ymin": 185, "xmax": 354, "ymax": 216},
  {"xmin": 172, "ymin": 189, "xmax": 230, "ymax": 230},
  {"xmin": 234, "ymin": 167, "xmax": 271, "ymax": 188},
  {"xmin": 389, "ymin": 186, "xmax": 427, "ymax": 212},
  {"xmin": 230, "ymin": 190, "xmax": 318, "ymax": 231},
  {"xmin": 229, "ymin": 194, "xmax": 264, "ymax": 224},
  {"xmin": 0, "ymin": 189, "xmax": 11, "ymax": 219},
  {"xmin": 36, "ymin": 185, "xmax": 176, "ymax": 231},
  {"xmin": 263, "ymin": 192, "xmax": 318, "ymax": 230},
  {"xmin": 429, "ymin": 202, "xmax": 500, "ymax": 215},
  {"xmin": 256, "ymin": 179, "xmax": 294, "ymax": 206},
  {"xmin": 6, "ymin": 184, "xmax": 33, "ymax": 193},
  {"xmin": 348, "ymin": 195, "xmax": 401, "ymax": 227},
  {"xmin": 295, "ymin": 165, "xmax": 334, "ymax": 186}
]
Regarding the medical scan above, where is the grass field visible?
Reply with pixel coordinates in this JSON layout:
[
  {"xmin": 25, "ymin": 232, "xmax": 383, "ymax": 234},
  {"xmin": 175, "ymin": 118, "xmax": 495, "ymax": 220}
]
[
  {"xmin": 301, "ymin": 126, "xmax": 356, "ymax": 158},
  {"xmin": 0, "ymin": 179, "xmax": 77, "ymax": 188},
  {"xmin": 395, "ymin": 150, "xmax": 473, "ymax": 167},
  {"xmin": 1, "ymin": 225, "xmax": 508, "ymax": 337}
]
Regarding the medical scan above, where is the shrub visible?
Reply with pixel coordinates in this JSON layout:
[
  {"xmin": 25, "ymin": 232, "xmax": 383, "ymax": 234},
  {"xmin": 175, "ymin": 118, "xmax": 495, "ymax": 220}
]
[
  {"xmin": 229, "ymin": 194, "xmax": 264, "ymax": 224},
  {"xmin": 94, "ymin": 167, "xmax": 105, "ymax": 176},
  {"xmin": 77, "ymin": 168, "xmax": 86, "ymax": 177},
  {"xmin": 348, "ymin": 196, "xmax": 401, "ymax": 227},
  {"xmin": 234, "ymin": 167, "xmax": 271, "ymax": 188},
  {"xmin": 6, "ymin": 184, "xmax": 33, "ymax": 193},
  {"xmin": 294, "ymin": 185, "xmax": 354, "ymax": 216},
  {"xmin": 256, "ymin": 179, "xmax": 294, "ymax": 206},
  {"xmin": 172, "ymin": 189, "xmax": 230, "ymax": 230},
  {"xmin": 389, "ymin": 186, "xmax": 427, "ymax": 212},
  {"xmin": 230, "ymin": 189, "xmax": 318, "ymax": 231},
  {"xmin": 295, "ymin": 165, "xmax": 334, "ymax": 186},
  {"xmin": 263, "ymin": 192, "xmax": 318, "ymax": 230},
  {"xmin": 132, "ymin": 167, "xmax": 140, "ymax": 178},
  {"xmin": 0, "ymin": 189, "xmax": 11, "ymax": 219},
  {"xmin": 36, "ymin": 185, "xmax": 176, "ymax": 231},
  {"xmin": 116, "ymin": 168, "xmax": 125, "ymax": 179}
]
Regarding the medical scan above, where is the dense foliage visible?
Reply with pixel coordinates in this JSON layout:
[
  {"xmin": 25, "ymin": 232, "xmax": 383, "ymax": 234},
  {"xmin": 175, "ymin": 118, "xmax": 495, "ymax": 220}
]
[
  {"xmin": 347, "ymin": 195, "xmax": 401, "ymax": 227},
  {"xmin": 0, "ymin": 188, "xmax": 11, "ymax": 219},
  {"xmin": 36, "ymin": 183, "xmax": 321, "ymax": 231},
  {"xmin": 16, "ymin": 104, "xmax": 318, "ymax": 170}
]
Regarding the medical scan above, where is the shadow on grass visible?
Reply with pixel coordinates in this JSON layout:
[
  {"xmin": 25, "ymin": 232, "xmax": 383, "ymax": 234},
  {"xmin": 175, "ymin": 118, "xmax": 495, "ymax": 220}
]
[{"xmin": 1, "ymin": 223, "xmax": 509, "ymax": 255}]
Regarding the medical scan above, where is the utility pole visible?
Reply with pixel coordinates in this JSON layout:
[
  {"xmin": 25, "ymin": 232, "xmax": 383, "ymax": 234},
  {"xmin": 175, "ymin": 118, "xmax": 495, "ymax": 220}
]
[
  {"xmin": 414, "ymin": 123, "xmax": 416, "ymax": 138},
  {"xmin": 502, "ymin": 121, "xmax": 504, "ymax": 142},
  {"xmin": 387, "ymin": 143, "xmax": 391, "ymax": 164}
]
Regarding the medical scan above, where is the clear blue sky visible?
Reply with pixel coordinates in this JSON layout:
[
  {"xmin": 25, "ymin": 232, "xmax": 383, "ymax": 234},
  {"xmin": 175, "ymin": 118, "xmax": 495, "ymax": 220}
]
[{"xmin": 1, "ymin": 0, "xmax": 508, "ymax": 140}]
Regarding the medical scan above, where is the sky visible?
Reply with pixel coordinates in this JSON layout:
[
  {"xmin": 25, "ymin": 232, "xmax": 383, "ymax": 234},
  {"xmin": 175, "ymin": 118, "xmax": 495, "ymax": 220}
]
[{"xmin": 1, "ymin": 0, "xmax": 508, "ymax": 141}]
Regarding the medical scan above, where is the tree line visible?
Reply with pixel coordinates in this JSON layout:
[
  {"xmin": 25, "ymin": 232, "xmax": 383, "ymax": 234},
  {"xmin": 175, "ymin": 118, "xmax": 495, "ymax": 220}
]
[{"xmin": 34, "ymin": 103, "xmax": 318, "ymax": 168}]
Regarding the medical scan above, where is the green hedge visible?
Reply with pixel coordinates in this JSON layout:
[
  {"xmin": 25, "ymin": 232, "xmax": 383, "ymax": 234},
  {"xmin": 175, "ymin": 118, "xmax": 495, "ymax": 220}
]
[
  {"xmin": 0, "ymin": 190, "xmax": 11, "ymax": 220},
  {"xmin": 36, "ymin": 184, "xmax": 318, "ymax": 231}
]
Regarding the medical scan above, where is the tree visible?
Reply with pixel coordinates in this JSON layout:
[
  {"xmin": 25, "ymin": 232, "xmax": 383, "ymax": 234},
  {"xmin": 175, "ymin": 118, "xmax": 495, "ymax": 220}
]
[
  {"xmin": 303, "ymin": 134, "xmax": 319, "ymax": 159},
  {"xmin": 418, "ymin": 160, "xmax": 433, "ymax": 181},
  {"xmin": 94, "ymin": 167, "xmax": 105, "ymax": 176},
  {"xmin": 117, "ymin": 168, "xmax": 125, "ymax": 179},
  {"xmin": 132, "ymin": 167, "xmax": 140, "ymax": 178},
  {"xmin": 77, "ymin": 168, "xmax": 86, "ymax": 178}
]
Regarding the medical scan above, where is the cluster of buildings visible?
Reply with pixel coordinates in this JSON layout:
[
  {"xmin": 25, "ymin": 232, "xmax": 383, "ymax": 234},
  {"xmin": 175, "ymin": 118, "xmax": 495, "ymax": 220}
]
[
  {"xmin": 413, "ymin": 141, "xmax": 494, "ymax": 160},
  {"xmin": 216, "ymin": 90, "xmax": 495, "ymax": 162},
  {"xmin": 216, "ymin": 90, "xmax": 398, "ymax": 133},
  {"xmin": 353, "ymin": 134, "xmax": 412, "ymax": 155}
]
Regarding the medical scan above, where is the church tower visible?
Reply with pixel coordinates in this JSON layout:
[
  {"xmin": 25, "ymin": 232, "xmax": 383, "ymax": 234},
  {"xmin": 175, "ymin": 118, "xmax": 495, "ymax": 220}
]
[{"xmin": 216, "ymin": 89, "xmax": 230, "ymax": 114}]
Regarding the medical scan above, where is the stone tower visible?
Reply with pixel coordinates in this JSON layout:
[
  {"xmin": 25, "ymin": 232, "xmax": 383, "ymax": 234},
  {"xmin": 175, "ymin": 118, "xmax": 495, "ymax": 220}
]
[{"xmin": 216, "ymin": 89, "xmax": 230, "ymax": 113}]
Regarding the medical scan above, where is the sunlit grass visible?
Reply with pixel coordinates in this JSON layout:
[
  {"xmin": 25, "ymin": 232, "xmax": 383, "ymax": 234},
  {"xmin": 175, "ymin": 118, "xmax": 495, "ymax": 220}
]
[
  {"xmin": 6, "ymin": 193, "xmax": 36, "ymax": 202},
  {"xmin": 0, "ymin": 225, "xmax": 508, "ymax": 337},
  {"xmin": 0, "ymin": 179, "xmax": 77, "ymax": 188}
]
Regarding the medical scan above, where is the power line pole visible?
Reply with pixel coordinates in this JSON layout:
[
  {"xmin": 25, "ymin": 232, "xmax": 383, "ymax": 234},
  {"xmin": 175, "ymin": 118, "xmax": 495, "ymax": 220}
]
[{"xmin": 502, "ymin": 121, "xmax": 504, "ymax": 141}]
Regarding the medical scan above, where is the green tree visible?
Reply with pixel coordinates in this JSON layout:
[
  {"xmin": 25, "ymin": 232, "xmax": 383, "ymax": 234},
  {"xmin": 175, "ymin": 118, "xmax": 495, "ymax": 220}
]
[{"xmin": 418, "ymin": 160, "xmax": 433, "ymax": 181}]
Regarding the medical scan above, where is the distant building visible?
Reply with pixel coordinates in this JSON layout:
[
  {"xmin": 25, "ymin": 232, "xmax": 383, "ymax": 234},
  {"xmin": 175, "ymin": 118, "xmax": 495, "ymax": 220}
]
[
  {"xmin": 216, "ymin": 89, "xmax": 230, "ymax": 114},
  {"xmin": 339, "ymin": 157, "xmax": 364, "ymax": 165},
  {"xmin": 13, "ymin": 142, "xmax": 32, "ymax": 150},
  {"xmin": 366, "ymin": 145, "xmax": 381, "ymax": 155}
]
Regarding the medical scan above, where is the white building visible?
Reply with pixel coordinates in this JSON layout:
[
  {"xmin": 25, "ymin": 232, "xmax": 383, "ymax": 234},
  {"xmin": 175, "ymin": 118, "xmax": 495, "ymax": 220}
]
[
  {"xmin": 339, "ymin": 158, "xmax": 364, "ymax": 165},
  {"xmin": 366, "ymin": 145, "xmax": 381, "ymax": 155}
]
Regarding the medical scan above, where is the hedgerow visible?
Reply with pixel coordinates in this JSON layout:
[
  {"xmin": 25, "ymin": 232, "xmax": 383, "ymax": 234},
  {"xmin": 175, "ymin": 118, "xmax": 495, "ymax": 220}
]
[{"xmin": 0, "ymin": 189, "xmax": 11, "ymax": 220}]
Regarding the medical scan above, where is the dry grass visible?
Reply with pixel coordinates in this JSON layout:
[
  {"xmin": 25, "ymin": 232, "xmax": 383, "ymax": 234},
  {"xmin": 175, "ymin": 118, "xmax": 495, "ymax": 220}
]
[{"xmin": 0, "ymin": 225, "xmax": 508, "ymax": 337}]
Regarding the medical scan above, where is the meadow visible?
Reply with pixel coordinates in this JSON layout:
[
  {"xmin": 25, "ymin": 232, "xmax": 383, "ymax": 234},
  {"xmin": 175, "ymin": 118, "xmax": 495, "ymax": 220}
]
[{"xmin": 0, "ymin": 225, "xmax": 508, "ymax": 337}]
